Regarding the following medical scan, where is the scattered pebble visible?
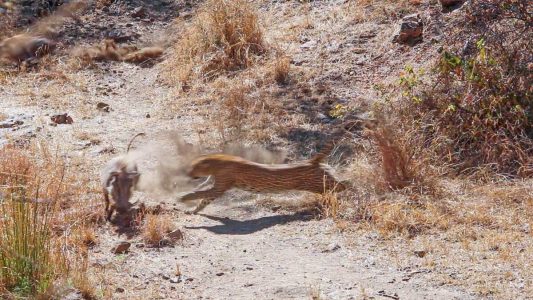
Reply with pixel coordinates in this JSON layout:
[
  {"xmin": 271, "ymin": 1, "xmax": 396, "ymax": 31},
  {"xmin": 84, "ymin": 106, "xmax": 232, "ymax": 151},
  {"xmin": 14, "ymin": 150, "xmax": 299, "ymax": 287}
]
[
  {"xmin": 112, "ymin": 241, "xmax": 131, "ymax": 254},
  {"xmin": 50, "ymin": 113, "xmax": 74, "ymax": 125},
  {"xmin": 97, "ymin": 102, "xmax": 111, "ymax": 112},
  {"xmin": 414, "ymin": 250, "xmax": 427, "ymax": 258},
  {"xmin": 167, "ymin": 229, "xmax": 184, "ymax": 242}
]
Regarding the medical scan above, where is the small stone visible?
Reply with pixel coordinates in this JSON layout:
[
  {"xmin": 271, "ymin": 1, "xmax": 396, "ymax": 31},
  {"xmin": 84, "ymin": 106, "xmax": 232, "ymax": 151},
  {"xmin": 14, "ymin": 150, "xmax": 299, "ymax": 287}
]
[
  {"xmin": 414, "ymin": 250, "xmax": 427, "ymax": 258},
  {"xmin": 131, "ymin": 6, "xmax": 146, "ymax": 18},
  {"xmin": 322, "ymin": 243, "xmax": 341, "ymax": 253},
  {"xmin": 216, "ymin": 272, "xmax": 224, "ymax": 276},
  {"xmin": 0, "ymin": 120, "xmax": 23, "ymax": 128},
  {"xmin": 167, "ymin": 229, "xmax": 183, "ymax": 242},
  {"xmin": 112, "ymin": 241, "xmax": 131, "ymax": 254},
  {"xmin": 96, "ymin": 102, "xmax": 111, "ymax": 112},
  {"xmin": 169, "ymin": 277, "xmax": 181, "ymax": 283},
  {"xmin": 50, "ymin": 113, "xmax": 74, "ymax": 125},
  {"xmin": 393, "ymin": 14, "xmax": 423, "ymax": 45},
  {"xmin": 439, "ymin": 0, "xmax": 463, "ymax": 7},
  {"xmin": 115, "ymin": 287, "xmax": 125, "ymax": 293},
  {"xmin": 161, "ymin": 274, "xmax": 170, "ymax": 280},
  {"xmin": 145, "ymin": 113, "xmax": 151, "ymax": 118}
]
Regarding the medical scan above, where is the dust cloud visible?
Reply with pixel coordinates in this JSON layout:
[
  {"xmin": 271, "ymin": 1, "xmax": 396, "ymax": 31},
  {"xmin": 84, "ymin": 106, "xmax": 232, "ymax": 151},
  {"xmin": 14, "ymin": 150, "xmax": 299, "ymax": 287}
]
[{"xmin": 130, "ymin": 132, "xmax": 286, "ymax": 196}]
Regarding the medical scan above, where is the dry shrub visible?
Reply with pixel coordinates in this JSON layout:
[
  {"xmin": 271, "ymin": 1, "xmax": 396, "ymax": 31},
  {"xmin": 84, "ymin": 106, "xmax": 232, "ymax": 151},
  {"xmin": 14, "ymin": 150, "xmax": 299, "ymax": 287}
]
[
  {"xmin": 348, "ymin": 0, "xmax": 420, "ymax": 23},
  {"xmin": 368, "ymin": 199, "xmax": 451, "ymax": 237},
  {"xmin": 315, "ymin": 191, "xmax": 340, "ymax": 219},
  {"xmin": 388, "ymin": 0, "xmax": 532, "ymax": 177},
  {"xmin": 142, "ymin": 214, "xmax": 173, "ymax": 247},
  {"xmin": 168, "ymin": 0, "xmax": 266, "ymax": 85},
  {"xmin": 0, "ymin": 144, "xmax": 94, "ymax": 298},
  {"xmin": 272, "ymin": 55, "xmax": 290, "ymax": 85}
]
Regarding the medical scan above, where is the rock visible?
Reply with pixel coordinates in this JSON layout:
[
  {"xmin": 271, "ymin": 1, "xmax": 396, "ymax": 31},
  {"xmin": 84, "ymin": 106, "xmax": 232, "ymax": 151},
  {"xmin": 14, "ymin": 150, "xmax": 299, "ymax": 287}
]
[
  {"xmin": 322, "ymin": 243, "xmax": 341, "ymax": 253},
  {"xmin": 131, "ymin": 6, "xmax": 146, "ymax": 18},
  {"xmin": 216, "ymin": 272, "xmax": 224, "ymax": 276},
  {"xmin": 115, "ymin": 287, "xmax": 125, "ymax": 293},
  {"xmin": 145, "ymin": 113, "xmax": 151, "ymax": 118},
  {"xmin": 167, "ymin": 229, "xmax": 183, "ymax": 242},
  {"xmin": 0, "ymin": 120, "xmax": 23, "ymax": 128},
  {"xmin": 96, "ymin": 102, "xmax": 111, "ymax": 112},
  {"xmin": 169, "ymin": 276, "xmax": 183, "ymax": 284},
  {"xmin": 414, "ymin": 250, "xmax": 427, "ymax": 258},
  {"xmin": 161, "ymin": 274, "xmax": 170, "ymax": 280},
  {"xmin": 393, "ymin": 14, "xmax": 423, "ymax": 45},
  {"xmin": 112, "ymin": 241, "xmax": 131, "ymax": 254},
  {"xmin": 50, "ymin": 113, "xmax": 73, "ymax": 125},
  {"xmin": 439, "ymin": 0, "xmax": 463, "ymax": 7}
]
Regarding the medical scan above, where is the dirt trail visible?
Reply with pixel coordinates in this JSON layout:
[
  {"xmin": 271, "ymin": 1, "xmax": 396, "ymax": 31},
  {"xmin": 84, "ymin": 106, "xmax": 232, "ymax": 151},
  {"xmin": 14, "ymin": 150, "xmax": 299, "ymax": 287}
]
[{"xmin": 0, "ymin": 1, "xmax": 480, "ymax": 299}]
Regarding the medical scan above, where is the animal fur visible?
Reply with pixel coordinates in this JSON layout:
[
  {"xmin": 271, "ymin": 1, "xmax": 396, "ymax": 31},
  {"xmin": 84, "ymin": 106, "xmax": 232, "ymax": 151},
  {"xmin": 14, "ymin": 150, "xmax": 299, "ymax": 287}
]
[
  {"xmin": 0, "ymin": 34, "xmax": 56, "ymax": 62},
  {"xmin": 100, "ymin": 133, "xmax": 145, "ymax": 221},
  {"xmin": 76, "ymin": 40, "xmax": 163, "ymax": 64},
  {"xmin": 180, "ymin": 142, "xmax": 347, "ymax": 214},
  {"xmin": 0, "ymin": 1, "xmax": 86, "ymax": 63}
]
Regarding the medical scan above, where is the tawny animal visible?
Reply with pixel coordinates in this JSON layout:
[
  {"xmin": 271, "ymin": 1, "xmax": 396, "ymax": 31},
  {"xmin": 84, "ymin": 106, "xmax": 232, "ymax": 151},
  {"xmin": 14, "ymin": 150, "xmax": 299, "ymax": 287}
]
[
  {"xmin": 100, "ymin": 133, "xmax": 145, "ymax": 221},
  {"xmin": 76, "ymin": 39, "xmax": 163, "ymax": 64},
  {"xmin": 180, "ymin": 143, "xmax": 347, "ymax": 214},
  {"xmin": 0, "ymin": 1, "xmax": 86, "ymax": 63},
  {"xmin": 0, "ymin": 34, "xmax": 56, "ymax": 63}
]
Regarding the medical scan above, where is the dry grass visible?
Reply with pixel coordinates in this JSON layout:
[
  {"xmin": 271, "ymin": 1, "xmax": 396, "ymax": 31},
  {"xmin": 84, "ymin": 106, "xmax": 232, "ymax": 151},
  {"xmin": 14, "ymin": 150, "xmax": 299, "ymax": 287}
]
[
  {"xmin": 166, "ymin": 0, "xmax": 266, "ymax": 87},
  {"xmin": 272, "ymin": 55, "xmax": 291, "ymax": 85},
  {"xmin": 142, "ymin": 214, "xmax": 174, "ymax": 247},
  {"xmin": 0, "ymin": 143, "xmax": 98, "ymax": 298},
  {"xmin": 315, "ymin": 191, "xmax": 341, "ymax": 219}
]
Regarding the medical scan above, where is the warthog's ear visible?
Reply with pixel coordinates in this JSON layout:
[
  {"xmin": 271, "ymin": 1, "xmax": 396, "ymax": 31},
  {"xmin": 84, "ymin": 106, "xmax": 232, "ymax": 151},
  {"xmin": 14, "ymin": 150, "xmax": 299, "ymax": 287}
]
[{"xmin": 106, "ymin": 172, "xmax": 119, "ymax": 187}]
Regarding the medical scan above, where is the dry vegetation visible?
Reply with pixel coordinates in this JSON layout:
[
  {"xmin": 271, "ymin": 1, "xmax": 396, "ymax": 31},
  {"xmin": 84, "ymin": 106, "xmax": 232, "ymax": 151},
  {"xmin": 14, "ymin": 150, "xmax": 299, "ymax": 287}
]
[
  {"xmin": 0, "ymin": 143, "xmax": 100, "ymax": 299},
  {"xmin": 166, "ymin": 0, "xmax": 267, "ymax": 86}
]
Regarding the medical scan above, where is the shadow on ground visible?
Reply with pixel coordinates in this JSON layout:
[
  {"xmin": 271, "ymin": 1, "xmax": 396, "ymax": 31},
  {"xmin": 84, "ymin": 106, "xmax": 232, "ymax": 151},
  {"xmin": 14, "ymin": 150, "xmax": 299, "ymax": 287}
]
[{"xmin": 185, "ymin": 212, "xmax": 313, "ymax": 235}]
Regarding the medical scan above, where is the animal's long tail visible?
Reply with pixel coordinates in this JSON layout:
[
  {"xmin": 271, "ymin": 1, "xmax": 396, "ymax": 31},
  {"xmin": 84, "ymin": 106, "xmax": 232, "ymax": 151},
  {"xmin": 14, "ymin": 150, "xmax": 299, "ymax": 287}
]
[
  {"xmin": 310, "ymin": 141, "xmax": 335, "ymax": 165},
  {"xmin": 127, "ymin": 133, "xmax": 146, "ymax": 152}
]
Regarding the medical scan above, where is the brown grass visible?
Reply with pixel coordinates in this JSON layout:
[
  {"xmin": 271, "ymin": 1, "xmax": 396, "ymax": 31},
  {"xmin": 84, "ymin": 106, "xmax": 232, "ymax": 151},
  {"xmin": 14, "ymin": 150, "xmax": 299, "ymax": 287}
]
[
  {"xmin": 0, "ymin": 143, "xmax": 98, "ymax": 298},
  {"xmin": 272, "ymin": 55, "xmax": 290, "ymax": 85},
  {"xmin": 142, "ymin": 214, "xmax": 174, "ymax": 247},
  {"xmin": 166, "ymin": 0, "xmax": 266, "ymax": 86}
]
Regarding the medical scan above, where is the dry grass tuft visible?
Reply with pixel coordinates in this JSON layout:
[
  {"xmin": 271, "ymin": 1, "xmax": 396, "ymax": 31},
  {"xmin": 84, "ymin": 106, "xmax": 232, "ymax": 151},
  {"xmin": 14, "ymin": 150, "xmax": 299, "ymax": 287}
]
[
  {"xmin": 0, "ymin": 143, "xmax": 96, "ymax": 298},
  {"xmin": 272, "ymin": 55, "xmax": 291, "ymax": 85},
  {"xmin": 315, "ymin": 191, "xmax": 340, "ymax": 219},
  {"xmin": 167, "ymin": 0, "xmax": 266, "ymax": 86},
  {"xmin": 142, "ymin": 214, "xmax": 174, "ymax": 247}
]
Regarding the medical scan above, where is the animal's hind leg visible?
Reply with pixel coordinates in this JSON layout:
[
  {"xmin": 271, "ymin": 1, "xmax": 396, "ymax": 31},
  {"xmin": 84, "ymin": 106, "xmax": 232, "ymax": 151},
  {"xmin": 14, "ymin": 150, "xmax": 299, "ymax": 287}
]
[
  {"xmin": 190, "ymin": 198, "xmax": 215, "ymax": 214},
  {"xmin": 180, "ymin": 182, "xmax": 229, "ymax": 214}
]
